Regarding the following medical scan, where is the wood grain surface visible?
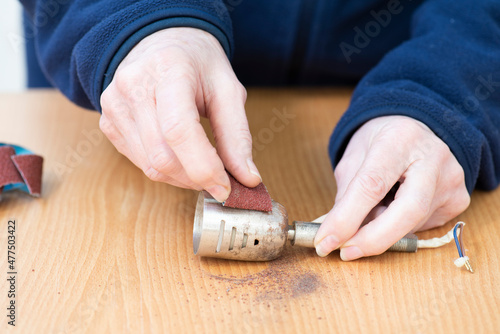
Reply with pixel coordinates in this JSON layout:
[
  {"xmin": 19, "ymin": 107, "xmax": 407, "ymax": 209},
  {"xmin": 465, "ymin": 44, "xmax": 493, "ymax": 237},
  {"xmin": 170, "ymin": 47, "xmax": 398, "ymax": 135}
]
[{"xmin": 0, "ymin": 89, "xmax": 499, "ymax": 334}]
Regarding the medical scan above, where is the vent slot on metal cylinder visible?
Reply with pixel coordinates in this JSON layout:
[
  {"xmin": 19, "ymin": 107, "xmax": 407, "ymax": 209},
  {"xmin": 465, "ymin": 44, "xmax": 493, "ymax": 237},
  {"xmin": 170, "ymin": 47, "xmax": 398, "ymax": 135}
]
[
  {"xmin": 228, "ymin": 227, "xmax": 237, "ymax": 251},
  {"xmin": 215, "ymin": 220, "xmax": 225, "ymax": 253}
]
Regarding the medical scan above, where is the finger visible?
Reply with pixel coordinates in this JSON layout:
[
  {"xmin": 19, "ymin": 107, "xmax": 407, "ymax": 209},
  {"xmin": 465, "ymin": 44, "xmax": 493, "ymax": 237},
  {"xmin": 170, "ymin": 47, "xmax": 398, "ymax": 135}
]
[
  {"xmin": 418, "ymin": 192, "xmax": 470, "ymax": 231},
  {"xmin": 156, "ymin": 76, "xmax": 230, "ymax": 202},
  {"xmin": 418, "ymin": 161, "xmax": 470, "ymax": 231},
  {"xmin": 339, "ymin": 160, "xmax": 439, "ymax": 261},
  {"xmin": 362, "ymin": 205, "xmax": 388, "ymax": 226},
  {"xmin": 100, "ymin": 99, "xmax": 149, "ymax": 169},
  {"xmin": 127, "ymin": 88, "xmax": 202, "ymax": 190},
  {"xmin": 333, "ymin": 139, "xmax": 367, "ymax": 202},
  {"xmin": 100, "ymin": 111, "xmax": 193, "ymax": 189},
  {"xmin": 205, "ymin": 74, "xmax": 261, "ymax": 188},
  {"xmin": 314, "ymin": 143, "xmax": 408, "ymax": 257}
]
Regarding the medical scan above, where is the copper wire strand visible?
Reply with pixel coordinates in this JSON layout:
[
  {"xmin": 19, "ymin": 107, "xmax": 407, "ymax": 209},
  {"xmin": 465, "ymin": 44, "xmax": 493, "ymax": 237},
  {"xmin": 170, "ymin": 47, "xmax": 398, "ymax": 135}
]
[
  {"xmin": 458, "ymin": 223, "xmax": 465, "ymax": 255},
  {"xmin": 455, "ymin": 222, "xmax": 473, "ymax": 273}
]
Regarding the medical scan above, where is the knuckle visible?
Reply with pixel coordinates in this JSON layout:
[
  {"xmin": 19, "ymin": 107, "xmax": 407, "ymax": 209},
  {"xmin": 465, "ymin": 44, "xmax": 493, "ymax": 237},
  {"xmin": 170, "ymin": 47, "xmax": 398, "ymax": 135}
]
[
  {"xmin": 149, "ymin": 51, "xmax": 168, "ymax": 68},
  {"xmin": 238, "ymin": 132, "xmax": 253, "ymax": 155},
  {"xmin": 101, "ymin": 98, "xmax": 131, "ymax": 119},
  {"xmin": 448, "ymin": 164, "xmax": 466, "ymax": 188},
  {"xmin": 455, "ymin": 190, "xmax": 471, "ymax": 212},
  {"xmin": 434, "ymin": 142, "xmax": 452, "ymax": 164},
  {"xmin": 234, "ymin": 133, "xmax": 253, "ymax": 157},
  {"xmin": 144, "ymin": 167, "xmax": 164, "ymax": 182},
  {"xmin": 114, "ymin": 66, "xmax": 144, "ymax": 95},
  {"xmin": 408, "ymin": 195, "xmax": 432, "ymax": 219},
  {"xmin": 100, "ymin": 89, "xmax": 114, "ymax": 111},
  {"xmin": 188, "ymin": 165, "xmax": 216, "ymax": 186},
  {"xmin": 382, "ymin": 119, "xmax": 419, "ymax": 144},
  {"xmin": 215, "ymin": 126, "xmax": 253, "ymax": 154},
  {"xmin": 355, "ymin": 172, "xmax": 389, "ymax": 202},
  {"xmin": 99, "ymin": 116, "xmax": 113, "ymax": 134},
  {"xmin": 160, "ymin": 62, "xmax": 197, "ymax": 84},
  {"xmin": 334, "ymin": 168, "xmax": 342, "ymax": 181},
  {"xmin": 214, "ymin": 73, "xmax": 246, "ymax": 97},
  {"xmin": 334, "ymin": 161, "xmax": 349, "ymax": 181},
  {"xmin": 161, "ymin": 118, "xmax": 191, "ymax": 147},
  {"xmin": 148, "ymin": 150, "xmax": 177, "ymax": 176},
  {"xmin": 186, "ymin": 154, "xmax": 220, "ymax": 186},
  {"xmin": 238, "ymin": 129, "xmax": 253, "ymax": 147},
  {"xmin": 98, "ymin": 117, "xmax": 119, "ymax": 141},
  {"xmin": 235, "ymin": 82, "xmax": 247, "ymax": 101}
]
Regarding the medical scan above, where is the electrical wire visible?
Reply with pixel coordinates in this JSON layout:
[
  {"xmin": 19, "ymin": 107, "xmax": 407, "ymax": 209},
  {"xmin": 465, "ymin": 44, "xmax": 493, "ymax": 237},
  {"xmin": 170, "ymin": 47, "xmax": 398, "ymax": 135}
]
[
  {"xmin": 452, "ymin": 222, "xmax": 473, "ymax": 273},
  {"xmin": 416, "ymin": 229, "xmax": 455, "ymax": 248},
  {"xmin": 453, "ymin": 223, "xmax": 464, "ymax": 257},
  {"xmin": 313, "ymin": 214, "xmax": 473, "ymax": 272}
]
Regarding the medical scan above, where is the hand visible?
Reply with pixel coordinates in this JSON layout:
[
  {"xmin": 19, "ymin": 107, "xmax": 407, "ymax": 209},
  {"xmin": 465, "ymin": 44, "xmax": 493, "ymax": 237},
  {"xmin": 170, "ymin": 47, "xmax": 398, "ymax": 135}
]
[
  {"xmin": 99, "ymin": 28, "xmax": 261, "ymax": 202},
  {"xmin": 314, "ymin": 116, "xmax": 470, "ymax": 261}
]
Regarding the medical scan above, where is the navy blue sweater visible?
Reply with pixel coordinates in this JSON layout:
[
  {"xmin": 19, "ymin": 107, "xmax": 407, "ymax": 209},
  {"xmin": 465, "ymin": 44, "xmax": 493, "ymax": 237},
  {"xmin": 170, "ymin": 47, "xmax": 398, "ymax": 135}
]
[{"xmin": 21, "ymin": 0, "xmax": 500, "ymax": 192}]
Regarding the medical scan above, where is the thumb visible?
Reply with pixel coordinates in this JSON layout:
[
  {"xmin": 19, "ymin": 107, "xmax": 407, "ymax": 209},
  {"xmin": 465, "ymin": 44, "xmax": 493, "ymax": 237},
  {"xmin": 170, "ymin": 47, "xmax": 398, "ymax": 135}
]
[{"xmin": 206, "ymin": 77, "xmax": 262, "ymax": 187}]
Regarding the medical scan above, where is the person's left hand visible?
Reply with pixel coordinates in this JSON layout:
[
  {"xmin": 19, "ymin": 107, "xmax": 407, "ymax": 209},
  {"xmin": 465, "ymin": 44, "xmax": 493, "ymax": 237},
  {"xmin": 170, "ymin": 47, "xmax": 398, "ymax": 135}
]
[{"xmin": 314, "ymin": 115, "xmax": 470, "ymax": 261}]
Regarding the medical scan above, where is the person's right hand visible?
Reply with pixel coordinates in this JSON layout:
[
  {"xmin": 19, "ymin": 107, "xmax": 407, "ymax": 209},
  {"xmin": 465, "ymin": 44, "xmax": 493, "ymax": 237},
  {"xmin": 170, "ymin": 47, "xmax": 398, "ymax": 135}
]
[{"xmin": 99, "ymin": 28, "xmax": 262, "ymax": 202}]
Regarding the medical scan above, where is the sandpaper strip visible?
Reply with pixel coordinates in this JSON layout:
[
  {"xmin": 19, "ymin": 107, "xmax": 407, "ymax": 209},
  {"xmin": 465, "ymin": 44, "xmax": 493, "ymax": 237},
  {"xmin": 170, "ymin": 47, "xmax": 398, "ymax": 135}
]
[
  {"xmin": 223, "ymin": 173, "xmax": 273, "ymax": 212},
  {"xmin": 0, "ymin": 146, "xmax": 23, "ymax": 187},
  {"xmin": 12, "ymin": 154, "xmax": 44, "ymax": 197}
]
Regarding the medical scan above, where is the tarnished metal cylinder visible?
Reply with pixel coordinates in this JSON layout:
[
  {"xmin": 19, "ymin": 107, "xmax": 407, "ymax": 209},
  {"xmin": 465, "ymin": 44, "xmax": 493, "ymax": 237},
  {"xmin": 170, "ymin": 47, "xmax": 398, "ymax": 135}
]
[
  {"xmin": 387, "ymin": 233, "xmax": 418, "ymax": 252},
  {"xmin": 193, "ymin": 191, "xmax": 289, "ymax": 261},
  {"xmin": 289, "ymin": 221, "xmax": 321, "ymax": 247},
  {"xmin": 193, "ymin": 191, "xmax": 420, "ymax": 261}
]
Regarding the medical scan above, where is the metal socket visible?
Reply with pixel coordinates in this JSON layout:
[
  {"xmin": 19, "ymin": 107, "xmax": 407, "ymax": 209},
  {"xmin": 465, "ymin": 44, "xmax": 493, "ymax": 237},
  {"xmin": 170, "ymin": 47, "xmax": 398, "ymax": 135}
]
[
  {"xmin": 193, "ymin": 191, "xmax": 419, "ymax": 261},
  {"xmin": 193, "ymin": 191, "xmax": 288, "ymax": 261}
]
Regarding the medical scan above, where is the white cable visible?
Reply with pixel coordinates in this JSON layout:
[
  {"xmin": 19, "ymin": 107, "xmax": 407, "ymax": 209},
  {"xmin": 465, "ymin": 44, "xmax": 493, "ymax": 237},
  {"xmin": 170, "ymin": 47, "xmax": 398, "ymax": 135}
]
[
  {"xmin": 417, "ymin": 227, "xmax": 455, "ymax": 248},
  {"xmin": 313, "ymin": 213, "xmax": 456, "ymax": 249}
]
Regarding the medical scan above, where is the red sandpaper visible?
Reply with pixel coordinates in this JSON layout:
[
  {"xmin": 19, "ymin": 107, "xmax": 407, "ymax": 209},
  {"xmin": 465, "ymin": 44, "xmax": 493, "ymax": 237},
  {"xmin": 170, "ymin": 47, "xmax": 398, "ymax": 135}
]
[
  {"xmin": 223, "ymin": 174, "xmax": 273, "ymax": 212},
  {"xmin": 0, "ymin": 146, "xmax": 23, "ymax": 187},
  {"xmin": 12, "ymin": 154, "xmax": 44, "ymax": 197}
]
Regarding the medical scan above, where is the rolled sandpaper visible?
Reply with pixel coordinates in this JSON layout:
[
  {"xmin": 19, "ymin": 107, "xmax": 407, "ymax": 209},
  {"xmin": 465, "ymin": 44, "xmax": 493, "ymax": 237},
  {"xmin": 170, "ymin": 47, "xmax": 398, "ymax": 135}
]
[
  {"xmin": 223, "ymin": 173, "xmax": 273, "ymax": 212},
  {"xmin": 0, "ymin": 144, "xmax": 43, "ymax": 197},
  {"xmin": 12, "ymin": 154, "xmax": 44, "ymax": 197},
  {"xmin": 0, "ymin": 146, "xmax": 23, "ymax": 187}
]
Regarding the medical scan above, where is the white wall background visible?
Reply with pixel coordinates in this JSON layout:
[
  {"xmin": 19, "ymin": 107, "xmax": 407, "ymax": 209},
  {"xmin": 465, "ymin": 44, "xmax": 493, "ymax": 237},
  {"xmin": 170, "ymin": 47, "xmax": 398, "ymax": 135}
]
[{"xmin": 0, "ymin": 0, "xmax": 26, "ymax": 92}]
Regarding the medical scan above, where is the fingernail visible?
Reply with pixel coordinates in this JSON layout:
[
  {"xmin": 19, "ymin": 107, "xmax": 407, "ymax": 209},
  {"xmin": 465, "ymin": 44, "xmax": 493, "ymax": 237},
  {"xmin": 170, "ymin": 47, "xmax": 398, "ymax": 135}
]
[
  {"xmin": 340, "ymin": 246, "xmax": 363, "ymax": 261},
  {"xmin": 315, "ymin": 235, "xmax": 340, "ymax": 257},
  {"xmin": 246, "ymin": 158, "xmax": 262, "ymax": 182},
  {"xmin": 206, "ymin": 185, "xmax": 230, "ymax": 203}
]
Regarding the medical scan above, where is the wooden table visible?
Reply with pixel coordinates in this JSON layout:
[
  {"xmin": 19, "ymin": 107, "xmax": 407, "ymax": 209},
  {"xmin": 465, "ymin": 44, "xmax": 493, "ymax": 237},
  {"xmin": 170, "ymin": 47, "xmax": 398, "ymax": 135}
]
[{"xmin": 1, "ymin": 89, "xmax": 499, "ymax": 334}]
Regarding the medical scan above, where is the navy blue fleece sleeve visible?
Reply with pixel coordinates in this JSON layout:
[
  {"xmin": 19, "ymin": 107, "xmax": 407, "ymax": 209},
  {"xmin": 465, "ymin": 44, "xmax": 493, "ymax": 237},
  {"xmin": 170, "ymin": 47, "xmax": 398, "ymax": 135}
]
[
  {"xmin": 20, "ymin": 0, "xmax": 233, "ymax": 111},
  {"xmin": 329, "ymin": 0, "xmax": 500, "ymax": 192}
]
